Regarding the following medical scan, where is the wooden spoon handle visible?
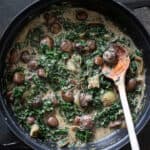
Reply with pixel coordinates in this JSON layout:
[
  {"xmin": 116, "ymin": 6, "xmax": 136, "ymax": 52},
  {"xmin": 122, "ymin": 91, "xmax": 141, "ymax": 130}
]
[{"xmin": 116, "ymin": 78, "xmax": 140, "ymax": 150}]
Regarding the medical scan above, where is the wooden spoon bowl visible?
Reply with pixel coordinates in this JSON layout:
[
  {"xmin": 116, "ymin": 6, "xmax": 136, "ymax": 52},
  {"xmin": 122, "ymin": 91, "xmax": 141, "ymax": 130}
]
[
  {"xmin": 102, "ymin": 45, "xmax": 130, "ymax": 82},
  {"xmin": 102, "ymin": 45, "xmax": 140, "ymax": 150}
]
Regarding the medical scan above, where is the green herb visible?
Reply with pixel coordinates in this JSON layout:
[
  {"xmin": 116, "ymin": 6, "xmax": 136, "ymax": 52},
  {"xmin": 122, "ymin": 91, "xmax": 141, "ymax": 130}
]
[
  {"xmin": 32, "ymin": 75, "xmax": 48, "ymax": 92},
  {"xmin": 42, "ymin": 99, "xmax": 54, "ymax": 113},
  {"xmin": 127, "ymin": 91, "xmax": 138, "ymax": 110},
  {"xmin": 27, "ymin": 26, "xmax": 44, "ymax": 47},
  {"xmin": 38, "ymin": 48, "xmax": 69, "ymax": 91},
  {"xmin": 12, "ymin": 86, "xmax": 25, "ymax": 98},
  {"xmin": 135, "ymin": 49, "xmax": 142, "ymax": 57},
  {"xmin": 59, "ymin": 101, "xmax": 82, "ymax": 122},
  {"xmin": 117, "ymin": 36, "xmax": 131, "ymax": 46},
  {"xmin": 50, "ymin": 128, "xmax": 68, "ymax": 141},
  {"xmin": 100, "ymin": 75, "xmax": 113, "ymax": 89},
  {"xmin": 76, "ymin": 129, "xmax": 93, "ymax": 142},
  {"xmin": 94, "ymin": 102, "xmax": 122, "ymax": 127}
]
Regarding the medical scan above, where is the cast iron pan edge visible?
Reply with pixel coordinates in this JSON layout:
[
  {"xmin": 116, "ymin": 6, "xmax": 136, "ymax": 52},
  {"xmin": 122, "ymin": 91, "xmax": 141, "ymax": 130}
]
[{"xmin": 0, "ymin": 0, "xmax": 150, "ymax": 150}]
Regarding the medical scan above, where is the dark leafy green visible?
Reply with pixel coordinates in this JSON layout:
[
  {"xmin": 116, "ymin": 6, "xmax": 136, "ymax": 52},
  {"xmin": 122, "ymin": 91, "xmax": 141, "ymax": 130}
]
[
  {"xmin": 75, "ymin": 129, "xmax": 93, "ymax": 142},
  {"xmin": 59, "ymin": 100, "xmax": 82, "ymax": 122}
]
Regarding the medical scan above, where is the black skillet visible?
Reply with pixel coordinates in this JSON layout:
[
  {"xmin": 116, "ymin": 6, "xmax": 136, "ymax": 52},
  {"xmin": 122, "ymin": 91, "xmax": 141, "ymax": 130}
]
[{"xmin": 0, "ymin": 0, "xmax": 150, "ymax": 150}]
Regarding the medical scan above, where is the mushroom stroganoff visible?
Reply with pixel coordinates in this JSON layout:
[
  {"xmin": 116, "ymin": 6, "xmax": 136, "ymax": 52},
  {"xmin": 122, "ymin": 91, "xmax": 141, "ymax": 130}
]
[{"xmin": 5, "ymin": 3, "xmax": 145, "ymax": 148}]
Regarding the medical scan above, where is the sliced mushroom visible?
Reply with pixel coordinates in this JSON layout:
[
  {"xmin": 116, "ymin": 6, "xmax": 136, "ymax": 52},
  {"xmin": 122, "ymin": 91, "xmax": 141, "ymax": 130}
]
[
  {"xmin": 30, "ymin": 124, "xmax": 40, "ymax": 137},
  {"xmin": 109, "ymin": 120, "xmax": 122, "ymax": 128},
  {"xmin": 66, "ymin": 54, "xmax": 81, "ymax": 72},
  {"xmin": 73, "ymin": 89, "xmax": 81, "ymax": 107},
  {"xmin": 88, "ymin": 75, "xmax": 100, "ymax": 89},
  {"xmin": 13, "ymin": 72, "xmax": 25, "ymax": 85}
]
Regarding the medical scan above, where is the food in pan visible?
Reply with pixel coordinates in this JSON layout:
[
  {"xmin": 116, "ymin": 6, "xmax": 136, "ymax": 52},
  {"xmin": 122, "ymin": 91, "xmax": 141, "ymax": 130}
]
[{"xmin": 5, "ymin": 4, "xmax": 145, "ymax": 148}]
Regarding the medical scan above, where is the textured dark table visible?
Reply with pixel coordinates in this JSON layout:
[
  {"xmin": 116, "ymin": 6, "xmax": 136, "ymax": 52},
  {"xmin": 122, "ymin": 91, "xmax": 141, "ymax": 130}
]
[{"xmin": 0, "ymin": 0, "xmax": 150, "ymax": 150}]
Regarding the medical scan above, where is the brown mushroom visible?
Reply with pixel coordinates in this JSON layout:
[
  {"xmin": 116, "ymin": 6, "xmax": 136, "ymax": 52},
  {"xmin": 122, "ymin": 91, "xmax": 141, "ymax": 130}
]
[
  {"xmin": 44, "ymin": 13, "xmax": 57, "ymax": 25},
  {"xmin": 94, "ymin": 56, "xmax": 103, "ymax": 66},
  {"xmin": 86, "ymin": 40, "xmax": 97, "ymax": 51},
  {"xmin": 79, "ymin": 93, "xmax": 92, "ymax": 108},
  {"xmin": 76, "ymin": 10, "xmax": 88, "ymax": 21},
  {"xmin": 40, "ymin": 36, "xmax": 54, "ymax": 49},
  {"xmin": 20, "ymin": 51, "xmax": 30, "ymax": 63},
  {"xmin": 27, "ymin": 60, "xmax": 38, "ymax": 70},
  {"xmin": 62, "ymin": 90, "xmax": 74, "ymax": 102},
  {"xmin": 47, "ymin": 116, "xmax": 59, "ymax": 127},
  {"xmin": 126, "ymin": 78, "xmax": 137, "ymax": 92},
  {"xmin": 32, "ymin": 99, "xmax": 43, "ymax": 108},
  {"xmin": 74, "ymin": 116, "xmax": 81, "ymax": 125},
  {"xmin": 13, "ymin": 72, "xmax": 25, "ymax": 85},
  {"xmin": 50, "ymin": 23, "xmax": 61, "ymax": 34},
  {"xmin": 60, "ymin": 40, "xmax": 73, "ymax": 52},
  {"xmin": 37, "ymin": 68, "xmax": 47, "ymax": 78},
  {"xmin": 79, "ymin": 115, "xmax": 94, "ymax": 129},
  {"xmin": 103, "ymin": 46, "xmax": 117, "ymax": 65},
  {"xmin": 27, "ymin": 116, "xmax": 35, "ymax": 125},
  {"xmin": 109, "ymin": 120, "xmax": 122, "ymax": 128},
  {"xmin": 9, "ymin": 49, "xmax": 19, "ymax": 64}
]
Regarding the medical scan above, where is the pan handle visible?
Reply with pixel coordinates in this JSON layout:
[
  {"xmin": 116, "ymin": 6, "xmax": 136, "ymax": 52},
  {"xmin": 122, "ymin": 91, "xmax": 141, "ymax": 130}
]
[{"xmin": 120, "ymin": 0, "xmax": 150, "ymax": 9}]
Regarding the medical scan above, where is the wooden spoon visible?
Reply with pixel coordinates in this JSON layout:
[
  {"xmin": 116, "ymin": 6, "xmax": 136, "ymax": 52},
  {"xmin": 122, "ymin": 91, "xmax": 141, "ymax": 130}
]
[{"xmin": 102, "ymin": 45, "xmax": 140, "ymax": 150}]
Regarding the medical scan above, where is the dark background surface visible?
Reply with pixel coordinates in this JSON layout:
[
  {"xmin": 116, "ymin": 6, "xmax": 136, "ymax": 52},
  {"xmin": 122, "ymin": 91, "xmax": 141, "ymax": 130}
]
[{"xmin": 0, "ymin": 0, "xmax": 150, "ymax": 150}]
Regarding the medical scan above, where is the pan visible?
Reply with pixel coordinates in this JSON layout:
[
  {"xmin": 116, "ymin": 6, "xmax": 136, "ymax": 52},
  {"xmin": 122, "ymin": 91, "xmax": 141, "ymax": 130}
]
[{"xmin": 0, "ymin": 0, "xmax": 150, "ymax": 149}]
